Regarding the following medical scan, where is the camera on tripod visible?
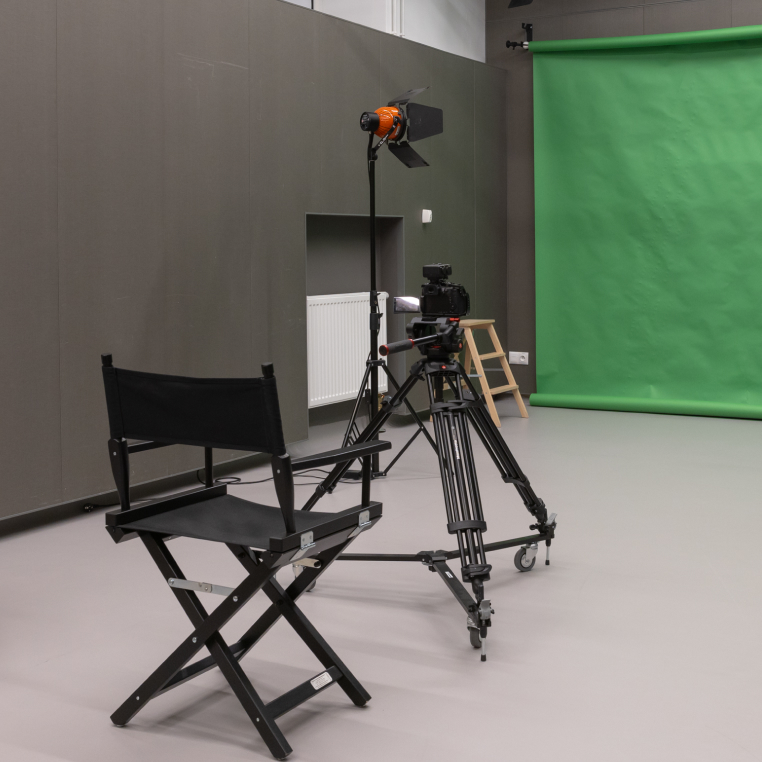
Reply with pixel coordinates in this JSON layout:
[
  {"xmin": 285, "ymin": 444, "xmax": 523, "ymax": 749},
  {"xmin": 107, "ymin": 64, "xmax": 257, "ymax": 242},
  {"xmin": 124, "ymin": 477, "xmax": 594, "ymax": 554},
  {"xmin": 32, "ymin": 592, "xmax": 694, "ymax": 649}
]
[
  {"xmin": 383, "ymin": 264, "xmax": 470, "ymax": 358},
  {"xmin": 420, "ymin": 263, "xmax": 470, "ymax": 318}
]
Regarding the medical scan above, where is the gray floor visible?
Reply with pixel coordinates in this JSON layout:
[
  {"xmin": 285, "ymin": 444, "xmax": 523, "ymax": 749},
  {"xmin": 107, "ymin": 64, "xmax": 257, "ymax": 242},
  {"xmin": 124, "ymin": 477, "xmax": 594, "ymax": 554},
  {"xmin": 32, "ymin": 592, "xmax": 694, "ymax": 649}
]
[{"xmin": 2, "ymin": 398, "xmax": 761, "ymax": 761}]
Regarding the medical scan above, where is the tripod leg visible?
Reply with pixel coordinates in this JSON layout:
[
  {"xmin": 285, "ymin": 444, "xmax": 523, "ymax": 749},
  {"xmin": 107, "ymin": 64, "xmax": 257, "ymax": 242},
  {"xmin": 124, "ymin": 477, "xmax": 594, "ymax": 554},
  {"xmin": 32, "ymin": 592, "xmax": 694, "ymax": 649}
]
[
  {"xmin": 457, "ymin": 365, "xmax": 548, "ymax": 525},
  {"xmin": 425, "ymin": 366, "xmax": 493, "ymax": 659}
]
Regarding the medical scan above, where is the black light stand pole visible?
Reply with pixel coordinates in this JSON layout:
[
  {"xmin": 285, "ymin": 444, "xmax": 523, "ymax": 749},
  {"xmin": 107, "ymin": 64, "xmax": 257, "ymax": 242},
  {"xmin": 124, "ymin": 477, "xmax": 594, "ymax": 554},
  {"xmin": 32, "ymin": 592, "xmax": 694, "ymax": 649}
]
[
  {"xmin": 368, "ymin": 134, "xmax": 381, "ymax": 473},
  {"xmin": 342, "ymin": 111, "xmax": 439, "ymax": 478}
]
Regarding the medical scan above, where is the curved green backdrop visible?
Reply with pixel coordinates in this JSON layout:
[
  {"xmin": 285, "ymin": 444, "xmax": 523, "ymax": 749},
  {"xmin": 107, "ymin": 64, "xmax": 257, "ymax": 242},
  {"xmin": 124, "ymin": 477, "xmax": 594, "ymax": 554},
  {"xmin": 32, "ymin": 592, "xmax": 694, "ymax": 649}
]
[{"xmin": 529, "ymin": 26, "xmax": 762, "ymax": 419}]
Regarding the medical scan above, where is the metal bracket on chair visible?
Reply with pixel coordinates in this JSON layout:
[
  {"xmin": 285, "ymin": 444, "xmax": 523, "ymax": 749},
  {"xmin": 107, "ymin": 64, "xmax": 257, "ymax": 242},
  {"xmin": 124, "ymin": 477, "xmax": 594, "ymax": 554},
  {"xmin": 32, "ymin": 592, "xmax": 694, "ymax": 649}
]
[
  {"xmin": 291, "ymin": 557, "xmax": 322, "ymax": 569},
  {"xmin": 348, "ymin": 509, "xmax": 371, "ymax": 538},
  {"xmin": 168, "ymin": 578, "xmax": 234, "ymax": 597},
  {"xmin": 289, "ymin": 531, "xmax": 317, "ymax": 563}
]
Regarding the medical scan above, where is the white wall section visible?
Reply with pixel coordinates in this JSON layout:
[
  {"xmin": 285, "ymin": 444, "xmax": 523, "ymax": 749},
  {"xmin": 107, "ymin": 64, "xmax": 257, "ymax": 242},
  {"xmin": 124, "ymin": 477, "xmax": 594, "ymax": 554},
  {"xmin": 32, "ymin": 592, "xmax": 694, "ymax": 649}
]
[
  {"xmin": 314, "ymin": 0, "xmax": 486, "ymax": 62},
  {"xmin": 404, "ymin": 0, "xmax": 485, "ymax": 62}
]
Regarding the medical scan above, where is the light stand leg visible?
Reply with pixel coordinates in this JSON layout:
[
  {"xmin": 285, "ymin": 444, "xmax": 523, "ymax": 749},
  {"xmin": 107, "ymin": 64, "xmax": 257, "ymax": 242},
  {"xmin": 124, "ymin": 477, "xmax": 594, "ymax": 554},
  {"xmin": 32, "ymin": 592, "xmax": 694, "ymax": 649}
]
[
  {"xmin": 378, "ymin": 363, "xmax": 438, "ymax": 477},
  {"xmin": 341, "ymin": 362, "xmax": 374, "ymax": 448},
  {"xmin": 302, "ymin": 367, "xmax": 424, "ymax": 511}
]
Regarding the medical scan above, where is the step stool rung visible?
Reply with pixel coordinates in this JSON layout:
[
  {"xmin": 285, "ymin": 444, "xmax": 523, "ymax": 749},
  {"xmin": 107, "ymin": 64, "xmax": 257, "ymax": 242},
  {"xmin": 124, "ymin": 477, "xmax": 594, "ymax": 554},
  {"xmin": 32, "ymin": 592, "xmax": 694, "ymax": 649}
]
[
  {"xmin": 488, "ymin": 384, "xmax": 518, "ymax": 395},
  {"xmin": 478, "ymin": 351, "xmax": 505, "ymax": 360}
]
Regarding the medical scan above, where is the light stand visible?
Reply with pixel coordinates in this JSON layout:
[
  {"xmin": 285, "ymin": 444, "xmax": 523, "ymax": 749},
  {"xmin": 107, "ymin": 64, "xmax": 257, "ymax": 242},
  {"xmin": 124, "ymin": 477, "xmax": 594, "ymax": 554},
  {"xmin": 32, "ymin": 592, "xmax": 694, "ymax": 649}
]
[{"xmin": 342, "ymin": 88, "xmax": 444, "ymax": 477}]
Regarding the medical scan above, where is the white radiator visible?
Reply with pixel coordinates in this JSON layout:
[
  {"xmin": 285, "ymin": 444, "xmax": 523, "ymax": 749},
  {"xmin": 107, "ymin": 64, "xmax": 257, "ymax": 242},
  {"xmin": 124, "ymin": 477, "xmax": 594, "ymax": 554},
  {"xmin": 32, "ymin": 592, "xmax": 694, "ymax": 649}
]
[{"xmin": 307, "ymin": 291, "xmax": 389, "ymax": 408}]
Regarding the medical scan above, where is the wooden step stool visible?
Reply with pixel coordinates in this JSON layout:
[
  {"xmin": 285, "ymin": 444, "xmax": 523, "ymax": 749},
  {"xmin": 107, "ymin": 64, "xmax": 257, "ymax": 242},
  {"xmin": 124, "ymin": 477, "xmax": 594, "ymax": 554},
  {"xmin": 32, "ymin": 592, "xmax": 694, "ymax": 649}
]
[{"xmin": 458, "ymin": 319, "xmax": 528, "ymax": 427}]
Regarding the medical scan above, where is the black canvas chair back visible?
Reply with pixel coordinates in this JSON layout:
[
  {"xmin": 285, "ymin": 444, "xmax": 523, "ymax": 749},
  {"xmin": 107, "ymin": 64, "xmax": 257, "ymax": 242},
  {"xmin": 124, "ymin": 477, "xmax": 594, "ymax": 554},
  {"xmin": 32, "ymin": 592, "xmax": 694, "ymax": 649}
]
[
  {"xmin": 102, "ymin": 362, "xmax": 286, "ymax": 454},
  {"xmin": 99, "ymin": 354, "xmax": 390, "ymax": 759}
]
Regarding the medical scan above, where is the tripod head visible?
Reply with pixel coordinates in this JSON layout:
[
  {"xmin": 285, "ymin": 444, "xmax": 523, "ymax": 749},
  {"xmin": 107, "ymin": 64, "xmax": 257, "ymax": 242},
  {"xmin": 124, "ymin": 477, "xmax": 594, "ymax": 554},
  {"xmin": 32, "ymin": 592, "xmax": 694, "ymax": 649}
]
[
  {"xmin": 379, "ymin": 264, "xmax": 469, "ymax": 360},
  {"xmin": 378, "ymin": 316, "xmax": 464, "ymax": 360}
]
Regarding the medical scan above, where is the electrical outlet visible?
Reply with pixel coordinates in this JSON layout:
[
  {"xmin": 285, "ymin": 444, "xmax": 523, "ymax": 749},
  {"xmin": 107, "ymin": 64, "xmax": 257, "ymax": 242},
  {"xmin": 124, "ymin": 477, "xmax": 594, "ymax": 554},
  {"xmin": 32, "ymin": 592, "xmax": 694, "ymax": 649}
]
[{"xmin": 509, "ymin": 352, "xmax": 529, "ymax": 365}]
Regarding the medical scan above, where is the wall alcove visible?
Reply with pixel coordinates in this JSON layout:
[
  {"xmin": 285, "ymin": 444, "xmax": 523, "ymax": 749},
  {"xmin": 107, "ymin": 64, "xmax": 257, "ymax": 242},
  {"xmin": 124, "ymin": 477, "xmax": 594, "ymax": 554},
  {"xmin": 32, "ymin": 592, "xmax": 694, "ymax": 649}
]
[{"xmin": 306, "ymin": 213, "xmax": 422, "ymax": 422}]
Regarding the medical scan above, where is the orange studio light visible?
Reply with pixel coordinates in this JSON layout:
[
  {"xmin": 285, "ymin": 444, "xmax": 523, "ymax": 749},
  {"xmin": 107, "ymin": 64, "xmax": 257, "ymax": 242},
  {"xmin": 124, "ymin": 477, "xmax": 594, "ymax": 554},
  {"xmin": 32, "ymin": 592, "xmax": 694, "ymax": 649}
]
[
  {"xmin": 359, "ymin": 87, "xmax": 443, "ymax": 168},
  {"xmin": 360, "ymin": 106, "xmax": 405, "ymax": 140}
]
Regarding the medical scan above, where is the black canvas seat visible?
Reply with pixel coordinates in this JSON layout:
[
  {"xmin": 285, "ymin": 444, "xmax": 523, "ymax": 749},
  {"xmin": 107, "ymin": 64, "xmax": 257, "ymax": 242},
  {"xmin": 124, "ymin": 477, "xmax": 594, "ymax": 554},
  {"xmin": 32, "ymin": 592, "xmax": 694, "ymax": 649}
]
[
  {"xmin": 117, "ymin": 493, "xmax": 369, "ymax": 550},
  {"xmin": 100, "ymin": 355, "xmax": 390, "ymax": 760}
]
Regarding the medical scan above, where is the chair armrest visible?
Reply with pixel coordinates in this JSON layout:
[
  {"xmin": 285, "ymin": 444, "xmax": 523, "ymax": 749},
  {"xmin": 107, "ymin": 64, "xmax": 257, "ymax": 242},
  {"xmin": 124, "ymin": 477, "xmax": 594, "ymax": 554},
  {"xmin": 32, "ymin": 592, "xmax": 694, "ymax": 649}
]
[{"xmin": 291, "ymin": 440, "xmax": 391, "ymax": 472}]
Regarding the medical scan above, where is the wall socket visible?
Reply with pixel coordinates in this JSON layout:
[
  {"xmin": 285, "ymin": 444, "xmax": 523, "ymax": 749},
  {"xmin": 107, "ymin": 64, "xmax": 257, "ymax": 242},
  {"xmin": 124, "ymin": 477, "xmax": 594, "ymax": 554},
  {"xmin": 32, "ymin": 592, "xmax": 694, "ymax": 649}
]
[{"xmin": 509, "ymin": 351, "xmax": 529, "ymax": 365}]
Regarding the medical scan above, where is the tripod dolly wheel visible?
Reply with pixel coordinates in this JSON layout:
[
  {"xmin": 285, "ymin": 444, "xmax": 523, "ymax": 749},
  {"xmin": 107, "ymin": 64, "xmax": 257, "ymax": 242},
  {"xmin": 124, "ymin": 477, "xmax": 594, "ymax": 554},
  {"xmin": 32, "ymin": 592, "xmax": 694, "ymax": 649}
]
[
  {"xmin": 514, "ymin": 546, "xmax": 537, "ymax": 572},
  {"xmin": 466, "ymin": 615, "xmax": 482, "ymax": 648}
]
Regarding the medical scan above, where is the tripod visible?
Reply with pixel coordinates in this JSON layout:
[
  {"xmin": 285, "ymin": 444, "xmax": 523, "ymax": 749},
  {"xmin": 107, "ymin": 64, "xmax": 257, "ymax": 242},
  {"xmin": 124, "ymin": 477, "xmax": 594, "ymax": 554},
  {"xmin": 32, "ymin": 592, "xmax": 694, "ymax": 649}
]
[{"xmin": 303, "ymin": 326, "xmax": 557, "ymax": 661}]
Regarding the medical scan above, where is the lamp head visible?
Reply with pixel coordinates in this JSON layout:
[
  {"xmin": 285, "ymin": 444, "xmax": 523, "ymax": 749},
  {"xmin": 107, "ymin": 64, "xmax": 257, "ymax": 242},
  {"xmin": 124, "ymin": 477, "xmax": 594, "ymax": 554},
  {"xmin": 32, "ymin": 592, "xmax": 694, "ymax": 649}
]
[
  {"xmin": 359, "ymin": 86, "xmax": 443, "ymax": 168},
  {"xmin": 360, "ymin": 106, "xmax": 405, "ymax": 140}
]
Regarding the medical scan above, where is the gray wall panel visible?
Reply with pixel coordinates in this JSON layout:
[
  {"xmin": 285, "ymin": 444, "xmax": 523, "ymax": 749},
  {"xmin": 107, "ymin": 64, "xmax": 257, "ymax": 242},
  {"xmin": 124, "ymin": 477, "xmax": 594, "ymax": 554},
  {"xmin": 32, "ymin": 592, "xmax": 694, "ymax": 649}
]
[
  {"xmin": 427, "ymin": 50, "xmax": 476, "ymax": 304},
  {"xmin": 474, "ymin": 64, "xmax": 508, "ymax": 358},
  {"xmin": 377, "ymin": 33, "xmax": 432, "ymax": 295},
  {"xmin": 249, "ymin": 0, "xmax": 321, "ymax": 443},
  {"xmin": 562, "ymin": 7, "xmax": 644, "ymax": 39},
  {"xmin": 376, "ymin": 37, "xmax": 436, "ymax": 411},
  {"xmin": 505, "ymin": 48, "xmax": 536, "ymax": 392},
  {"xmin": 487, "ymin": 0, "xmax": 566, "ymax": 23},
  {"xmin": 316, "ymin": 15, "xmax": 381, "ymax": 217},
  {"xmin": 163, "ymin": 0, "xmax": 251, "ymax": 470},
  {"xmin": 732, "ymin": 0, "xmax": 762, "ymax": 26},
  {"xmin": 644, "ymin": 0, "xmax": 731, "ymax": 35},
  {"xmin": 0, "ymin": 1, "xmax": 59, "ymax": 518},
  {"xmin": 57, "ymin": 0, "xmax": 167, "ymax": 499}
]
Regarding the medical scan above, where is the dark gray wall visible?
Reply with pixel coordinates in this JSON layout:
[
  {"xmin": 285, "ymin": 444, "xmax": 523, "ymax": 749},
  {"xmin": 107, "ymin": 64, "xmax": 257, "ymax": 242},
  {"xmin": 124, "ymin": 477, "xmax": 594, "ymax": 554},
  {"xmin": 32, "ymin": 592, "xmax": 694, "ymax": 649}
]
[
  {"xmin": 0, "ymin": 0, "xmax": 507, "ymax": 520},
  {"xmin": 487, "ymin": 0, "xmax": 760, "ymax": 393}
]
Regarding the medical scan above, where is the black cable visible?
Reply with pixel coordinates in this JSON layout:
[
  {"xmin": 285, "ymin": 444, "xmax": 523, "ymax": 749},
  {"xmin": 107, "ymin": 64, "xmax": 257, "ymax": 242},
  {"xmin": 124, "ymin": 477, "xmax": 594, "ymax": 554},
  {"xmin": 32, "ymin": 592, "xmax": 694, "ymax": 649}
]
[{"xmin": 195, "ymin": 468, "xmax": 359, "ymax": 488}]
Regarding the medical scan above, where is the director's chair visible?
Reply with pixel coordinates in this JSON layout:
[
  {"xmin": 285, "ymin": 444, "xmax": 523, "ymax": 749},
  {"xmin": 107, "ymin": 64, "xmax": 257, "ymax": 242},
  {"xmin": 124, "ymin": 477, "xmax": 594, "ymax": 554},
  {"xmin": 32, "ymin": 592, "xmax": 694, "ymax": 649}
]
[{"xmin": 100, "ymin": 354, "xmax": 389, "ymax": 759}]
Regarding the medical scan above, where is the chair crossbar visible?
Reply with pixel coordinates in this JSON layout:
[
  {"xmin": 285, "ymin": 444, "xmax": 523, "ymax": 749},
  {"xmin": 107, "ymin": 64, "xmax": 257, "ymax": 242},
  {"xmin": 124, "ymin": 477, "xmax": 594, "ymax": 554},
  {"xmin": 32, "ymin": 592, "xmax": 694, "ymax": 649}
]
[{"xmin": 266, "ymin": 666, "xmax": 343, "ymax": 720}]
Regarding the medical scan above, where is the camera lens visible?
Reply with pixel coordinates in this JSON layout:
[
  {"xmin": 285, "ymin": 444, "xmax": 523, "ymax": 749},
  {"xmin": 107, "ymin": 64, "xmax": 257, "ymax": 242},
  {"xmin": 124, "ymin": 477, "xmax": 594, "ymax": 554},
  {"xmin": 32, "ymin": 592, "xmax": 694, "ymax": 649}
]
[{"xmin": 360, "ymin": 112, "xmax": 380, "ymax": 132}]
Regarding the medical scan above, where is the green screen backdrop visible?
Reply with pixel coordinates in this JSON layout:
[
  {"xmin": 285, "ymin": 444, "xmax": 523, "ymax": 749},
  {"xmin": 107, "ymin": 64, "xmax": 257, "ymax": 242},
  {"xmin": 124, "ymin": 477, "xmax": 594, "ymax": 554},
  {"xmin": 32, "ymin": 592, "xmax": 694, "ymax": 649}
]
[{"xmin": 530, "ymin": 26, "xmax": 762, "ymax": 419}]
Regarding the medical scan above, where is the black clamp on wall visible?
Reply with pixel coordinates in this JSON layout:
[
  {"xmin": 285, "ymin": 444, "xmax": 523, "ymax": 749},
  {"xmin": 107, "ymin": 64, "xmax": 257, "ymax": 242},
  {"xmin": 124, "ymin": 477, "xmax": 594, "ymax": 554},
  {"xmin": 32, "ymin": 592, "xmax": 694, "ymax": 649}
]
[{"xmin": 506, "ymin": 22, "xmax": 533, "ymax": 50}]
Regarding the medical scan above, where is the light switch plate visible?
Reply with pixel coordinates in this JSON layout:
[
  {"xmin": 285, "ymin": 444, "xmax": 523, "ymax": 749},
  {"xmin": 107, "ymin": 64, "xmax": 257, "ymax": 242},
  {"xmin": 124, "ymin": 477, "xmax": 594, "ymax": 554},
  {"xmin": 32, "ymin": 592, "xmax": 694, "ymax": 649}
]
[
  {"xmin": 422, "ymin": 209, "xmax": 433, "ymax": 223},
  {"xmin": 509, "ymin": 352, "xmax": 529, "ymax": 365}
]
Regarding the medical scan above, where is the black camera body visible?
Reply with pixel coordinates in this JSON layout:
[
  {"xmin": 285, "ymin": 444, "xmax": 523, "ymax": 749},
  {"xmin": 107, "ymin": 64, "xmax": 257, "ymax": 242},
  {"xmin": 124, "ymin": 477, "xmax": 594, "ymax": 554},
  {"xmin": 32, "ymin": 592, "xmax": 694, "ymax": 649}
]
[
  {"xmin": 404, "ymin": 264, "xmax": 470, "ymax": 358},
  {"xmin": 419, "ymin": 263, "xmax": 470, "ymax": 319}
]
